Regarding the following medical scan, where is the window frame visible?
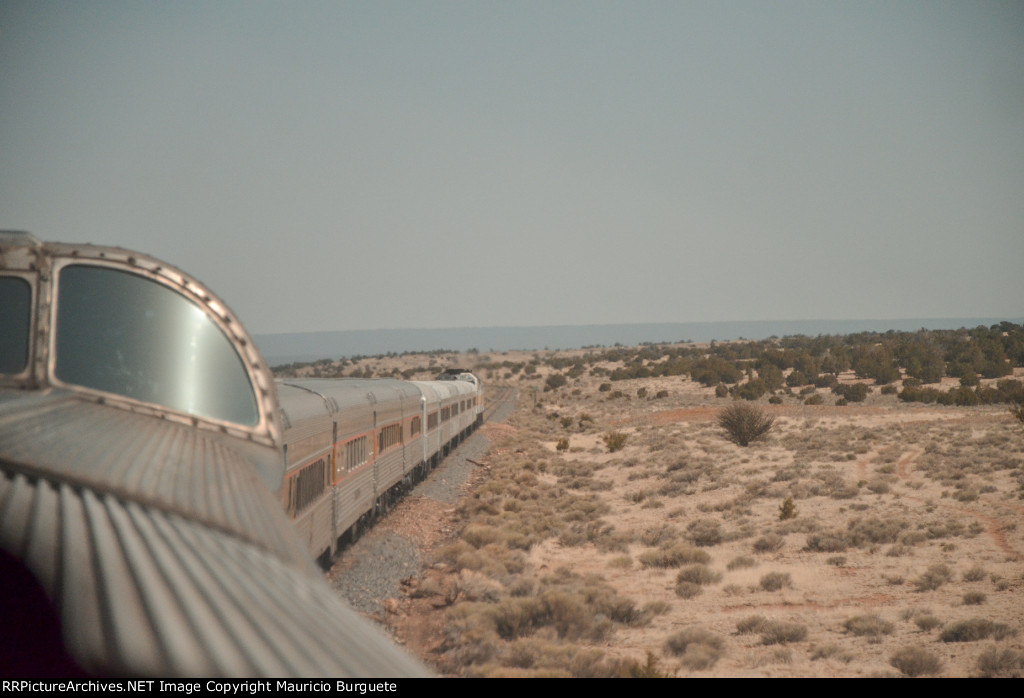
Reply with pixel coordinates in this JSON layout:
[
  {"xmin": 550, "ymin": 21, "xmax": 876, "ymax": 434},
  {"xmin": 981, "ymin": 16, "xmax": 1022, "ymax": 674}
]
[
  {"xmin": 0, "ymin": 272, "xmax": 36, "ymax": 382},
  {"xmin": 38, "ymin": 252, "xmax": 279, "ymax": 448}
]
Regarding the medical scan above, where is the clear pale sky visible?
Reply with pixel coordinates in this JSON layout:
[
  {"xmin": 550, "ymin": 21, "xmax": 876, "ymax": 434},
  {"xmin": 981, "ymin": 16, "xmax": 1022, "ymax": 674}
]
[{"xmin": 2, "ymin": 1, "xmax": 1021, "ymax": 334}]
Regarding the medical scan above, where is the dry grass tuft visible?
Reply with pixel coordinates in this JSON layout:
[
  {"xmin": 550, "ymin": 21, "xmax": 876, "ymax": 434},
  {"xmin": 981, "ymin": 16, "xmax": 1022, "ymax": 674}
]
[
  {"xmin": 811, "ymin": 643, "xmax": 853, "ymax": 662},
  {"xmin": 687, "ymin": 518, "xmax": 724, "ymax": 547},
  {"xmin": 663, "ymin": 627, "xmax": 726, "ymax": 670},
  {"xmin": 677, "ymin": 564, "xmax": 723, "ymax": 586},
  {"xmin": 976, "ymin": 646, "xmax": 1024, "ymax": 678},
  {"xmin": 962, "ymin": 565, "xmax": 987, "ymax": 582},
  {"xmin": 842, "ymin": 614, "xmax": 894, "ymax": 641},
  {"xmin": 940, "ymin": 618, "xmax": 1016, "ymax": 643},
  {"xmin": 638, "ymin": 543, "xmax": 710, "ymax": 569},
  {"xmin": 759, "ymin": 620, "xmax": 808, "ymax": 645},
  {"xmin": 727, "ymin": 555, "xmax": 757, "ymax": 570},
  {"xmin": 602, "ymin": 431, "xmax": 629, "ymax": 453},
  {"xmin": 913, "ymin": 614, "xmax": 943, "ymax": 632},
  {"xmin": 914, "ymin": 563, "xmax": 954, "ymax": 592},
  {"xmin": 890, "ymin": 646, "xmax": 943, "ymax": 677},
  {"xmin": 675, "ymin": 581, "xmax": 703, "ymax": 599},
  {"xmin": 758, "ymin": 571, "xmax": 792, "ymax": 592},
  {"xmin": 621, "ymin": 650, "xmax": 676, "ymax": 678},
  {"xmin": 736, "ymin": 615, "xmax": 769, "ymax": 634},
  {"xmin": 752, "ymin": 533, "xmax": 784, "ymax": 553}
]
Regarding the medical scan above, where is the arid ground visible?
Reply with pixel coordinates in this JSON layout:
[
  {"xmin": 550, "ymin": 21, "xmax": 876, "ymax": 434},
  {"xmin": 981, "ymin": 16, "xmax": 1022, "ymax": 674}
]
[{"xmin": 296, "ymin": 346, "xmax": 1024, "ymax": 677}]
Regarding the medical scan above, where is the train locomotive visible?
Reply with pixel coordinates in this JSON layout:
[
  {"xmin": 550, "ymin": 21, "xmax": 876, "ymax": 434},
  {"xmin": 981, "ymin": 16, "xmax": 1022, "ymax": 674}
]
[{"xmin": 0, "ymin": 232, "xmax": 477, "ymax": 677}]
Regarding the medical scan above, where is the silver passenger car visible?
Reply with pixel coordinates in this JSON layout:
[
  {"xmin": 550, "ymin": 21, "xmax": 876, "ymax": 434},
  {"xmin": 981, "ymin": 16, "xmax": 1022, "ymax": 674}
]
[
  {"xmin": 277, "ymin": 368, "xmax": 484, "ymax": 565},
  {"xmin": 0, "ymin": 233, "xmax": 429, "ymax": 677}
]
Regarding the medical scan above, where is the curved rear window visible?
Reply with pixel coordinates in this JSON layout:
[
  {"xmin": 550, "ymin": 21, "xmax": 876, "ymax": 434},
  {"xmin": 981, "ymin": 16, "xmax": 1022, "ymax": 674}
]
[
  {"xmin": 0, "ymin": 277, "xmax": 31, "ymax": 373},
  {"xmin": 55, "ymin": 265, "xmax": 259, "ymax": 426}
]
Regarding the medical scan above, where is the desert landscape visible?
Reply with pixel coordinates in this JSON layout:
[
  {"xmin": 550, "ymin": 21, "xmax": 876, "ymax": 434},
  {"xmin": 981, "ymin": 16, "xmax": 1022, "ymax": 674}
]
[
  {"xmin": 8, "ymin": 3, "xmax": 1021, "ymax": 680},
  {"xmin": 281, "ymin": 329, "xmax": 1024, "ymax": 677}
]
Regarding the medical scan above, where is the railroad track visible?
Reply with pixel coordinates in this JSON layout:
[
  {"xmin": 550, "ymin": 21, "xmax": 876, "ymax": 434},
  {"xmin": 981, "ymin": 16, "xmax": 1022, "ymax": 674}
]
[
  {"xmin": 329, "ymin": 382, "xmax": 518, "ymax": 616},
  {"xmin": 332, "ymin": 382, "xmax": 514, "ymax": 562},
  {"xmin": 482, "ymin": 384, "xmax": 516, "ymax": 423}
]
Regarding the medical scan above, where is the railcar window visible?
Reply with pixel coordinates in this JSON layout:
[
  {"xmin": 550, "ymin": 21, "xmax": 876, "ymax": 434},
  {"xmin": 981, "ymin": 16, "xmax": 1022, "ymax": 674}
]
[
  {"xmin": 0, "ymin": 277, "xmax": 31, "ymax": 373},
  {"xmin": 377, "ymin": 423, "xmax": 402, "ymax": 452},
  {"xmin": 410, "ymin": 416, "xmax": 422, "ymax": 437},
  {"xmin": 345, "ymin": 436, "xmax": 368, "ymax": 472},
  {"xmin": 55, "ymin": 266, "xmax": 259, "ymax": 426},
  {"xmin": 289, "ymin": 456, "xmax": 329, "ymax": 514}
]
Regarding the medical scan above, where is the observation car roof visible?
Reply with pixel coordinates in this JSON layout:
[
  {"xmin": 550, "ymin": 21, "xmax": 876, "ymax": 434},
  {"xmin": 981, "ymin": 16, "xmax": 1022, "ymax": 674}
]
[{"xmin": 0, "ymin": 234, "xmax": 430, "ymax": 676}]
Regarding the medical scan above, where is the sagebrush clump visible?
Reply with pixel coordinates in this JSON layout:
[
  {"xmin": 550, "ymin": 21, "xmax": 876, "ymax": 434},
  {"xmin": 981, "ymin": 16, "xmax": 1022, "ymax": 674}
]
[
  {"xmin": 976, "ymin": 646, "xmax": 1024, "ymax": 677},
  {"xmin": 687, "ymin": 518, "xmax": 723, "ymax": 547},
  {"xmin": 842, "ymin": 614, "xmax": 894, "ymax": 640},
  {"xmin": 759, "ymin": 620, "xmax": 807, "ymax": 645},
  {"xmin": 718, "ymin": 403, "xmax": 776, "ymax": 447},
  {"xmin": 602, "ymin": 432, "xmax": 629, "ymax": 453},
  {"xmin": 759, "ymin": 572, "xmax": 792, "ymax": 592},
  {"xmin": 890, "ymin": 646, "xmax": 942, "ymax": 677},
  {"xmin": 940, "ymin": 618, "xmax": 1015, "ymax": 643},
  {"xmin": 752, "ymin": 533, "xmax": 784, "ymax": 553},
  {"xmin": 663, "ymin": 627, "xmax": 725, "ymax": 669},
  {"xmin": 638, "ymin": 544, "xmax": 710, "ymax": 569},
  {"xmin": 914, "ymin": 563, "xmax": 953, "ymax": 592}
]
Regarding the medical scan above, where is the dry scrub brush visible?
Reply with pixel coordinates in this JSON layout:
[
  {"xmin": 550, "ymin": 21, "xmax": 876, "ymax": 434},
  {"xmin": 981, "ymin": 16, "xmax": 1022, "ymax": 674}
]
[
  {"xmin": 663, "ymin": 627, "xmax": 726, "ymax": 670},
  {"xmin": 602, "ymin": 431, "xmax": 629, "ymax": 452},
  {"xmin": 939, "ymin": 618, "xmax": 1016, "ymax": 643},
  {"xmin": 842, "ymin": 614, "xmax": 894, "ymax": 641},
  {"xmin": 718, "ymin": 403, "xmax": 776, "ymax": 447},
  {"xmin": 890, "ymin": 646, "xmax": 943, "ymax": 677},
  {"xmin": 976, "ymin": 646, "xmax": 1024, "ymax": 677}
]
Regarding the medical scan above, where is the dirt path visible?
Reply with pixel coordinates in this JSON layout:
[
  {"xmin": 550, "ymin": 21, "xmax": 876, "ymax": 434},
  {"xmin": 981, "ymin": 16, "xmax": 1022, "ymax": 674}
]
[{"xmin": 896, "ymin": 449, "xmax": 922, "ymax": 480}]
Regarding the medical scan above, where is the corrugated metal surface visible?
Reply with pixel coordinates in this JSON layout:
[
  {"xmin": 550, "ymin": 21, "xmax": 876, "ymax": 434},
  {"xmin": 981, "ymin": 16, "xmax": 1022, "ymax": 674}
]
[
  {"xmin": 0, "ymin": 390, "xmax": 306, "ymax": 572},
  {"xmin": 403, "ymin": 433, "xmax": 424, "ymax": 475},
  {"xmin": 374, "ymin": 450, "xmax": 404, "ymax": 499},
  {"xmin": 292, "ymin": 488, "xmax": 334, "ymax": 560},
  {"xmin": 0, "ymin": 468, "xmax": 429, "ymax": 677},
  {"xmin": 334, "ymin": 465, "xmax": 375, "ymax": 536}
]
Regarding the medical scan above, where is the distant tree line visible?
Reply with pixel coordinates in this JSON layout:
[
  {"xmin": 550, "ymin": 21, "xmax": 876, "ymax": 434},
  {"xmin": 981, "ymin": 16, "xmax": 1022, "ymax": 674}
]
[
  {"xmin": 274, "ymin": 322, "xmax": 1024, "ymax": 406},
  {"xmin": 521, "ymin": 322, "xmax": 1024, "ymax": 405}
]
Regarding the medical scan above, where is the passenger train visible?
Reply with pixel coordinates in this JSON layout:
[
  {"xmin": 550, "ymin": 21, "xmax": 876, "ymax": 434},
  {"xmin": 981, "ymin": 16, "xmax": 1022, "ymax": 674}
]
[
  {"xmin": 0, "ymin": 232, "xmax": 481, "ymax": 677},
  {"xmin": 280, "ymin": 370, "xmax": 482, "ymax": 568}
]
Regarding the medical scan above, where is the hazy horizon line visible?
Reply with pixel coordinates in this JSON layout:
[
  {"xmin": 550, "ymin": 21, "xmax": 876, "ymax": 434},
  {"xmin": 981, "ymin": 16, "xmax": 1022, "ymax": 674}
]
[
  {"xmin": 256, "ymin": 315, "xmax": 1024, "ymax": 338},
  {"xmin": 255, "ymin": 316, "xmax": 1024, "ymax": 366}
]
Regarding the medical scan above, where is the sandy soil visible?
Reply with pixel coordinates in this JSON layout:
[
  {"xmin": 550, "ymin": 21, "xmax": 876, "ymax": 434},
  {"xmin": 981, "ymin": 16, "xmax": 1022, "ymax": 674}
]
[{"xmin": 318, "ymin": 347, "xmax": 1024, "ymax": 677}]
